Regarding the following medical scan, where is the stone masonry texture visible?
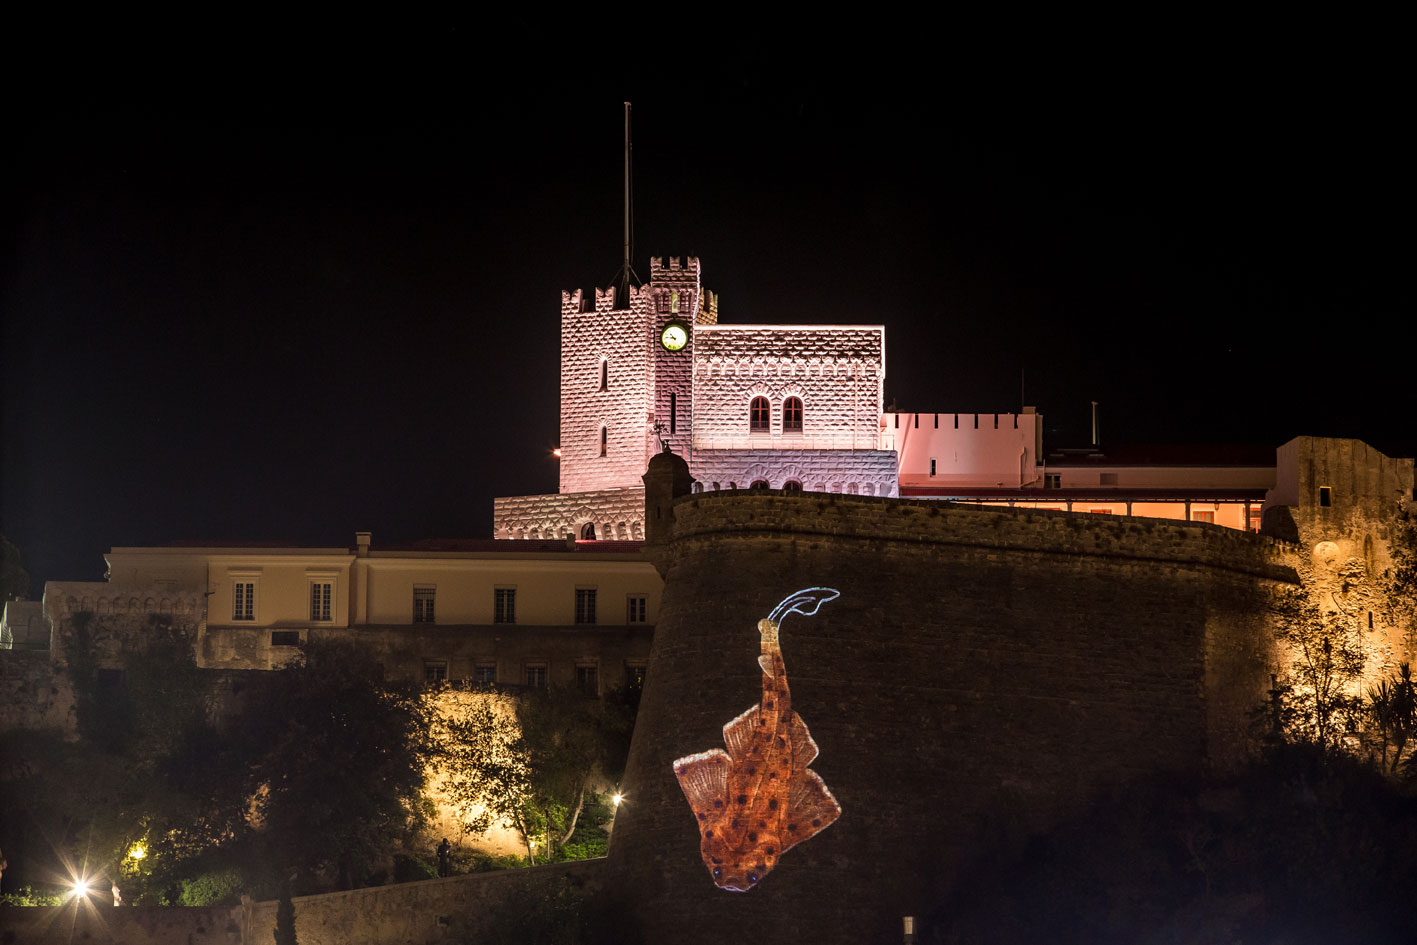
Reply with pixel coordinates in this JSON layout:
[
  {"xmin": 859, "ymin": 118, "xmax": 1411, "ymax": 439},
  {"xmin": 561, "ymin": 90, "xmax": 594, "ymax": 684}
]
[{"xmin": 608, "ymin": 488, "xmax": 1296, "ymax": 944}]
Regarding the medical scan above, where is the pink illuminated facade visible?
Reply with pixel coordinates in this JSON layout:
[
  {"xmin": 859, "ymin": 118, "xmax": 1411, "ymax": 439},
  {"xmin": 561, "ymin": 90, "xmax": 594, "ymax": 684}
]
[
  {"xmin": 494, "ymin": 258, "xmax": 896, "ymax": 540},
  {"xmin": 493, "ymin": 257, "xmax": 1300, "ymax": 539}
]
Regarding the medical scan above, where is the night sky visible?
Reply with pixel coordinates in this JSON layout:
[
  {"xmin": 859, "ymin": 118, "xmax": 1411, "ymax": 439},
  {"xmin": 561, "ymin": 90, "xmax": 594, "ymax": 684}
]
[{"xmin": 3, "ymin": 22, "xmax": 1410, "ymax": 588}]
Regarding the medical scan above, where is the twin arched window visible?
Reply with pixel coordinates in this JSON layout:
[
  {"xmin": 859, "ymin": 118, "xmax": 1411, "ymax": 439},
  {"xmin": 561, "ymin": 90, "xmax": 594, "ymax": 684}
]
[{"xmin": 749, "ymin": 396, "xmax": 804, "ymax": 434}]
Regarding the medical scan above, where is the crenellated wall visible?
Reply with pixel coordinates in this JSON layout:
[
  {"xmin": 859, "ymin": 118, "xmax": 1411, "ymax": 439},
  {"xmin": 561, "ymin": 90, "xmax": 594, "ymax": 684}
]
[{"xmin": 607, "ymin": 485, "xmax": 1296, "ymax": 944}]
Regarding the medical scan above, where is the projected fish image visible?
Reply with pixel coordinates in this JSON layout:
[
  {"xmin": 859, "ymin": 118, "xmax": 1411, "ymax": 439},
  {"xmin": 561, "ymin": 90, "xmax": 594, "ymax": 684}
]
[{"xmin": 672, "ymin": 587, "xmax": 843, "ymax": 892}]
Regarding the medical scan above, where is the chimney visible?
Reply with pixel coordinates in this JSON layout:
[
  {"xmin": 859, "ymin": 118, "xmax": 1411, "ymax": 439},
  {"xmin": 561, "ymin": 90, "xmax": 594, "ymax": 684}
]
[{"xmin": 355, "ymin": 532, "xmax": 371, "ymax": 557}]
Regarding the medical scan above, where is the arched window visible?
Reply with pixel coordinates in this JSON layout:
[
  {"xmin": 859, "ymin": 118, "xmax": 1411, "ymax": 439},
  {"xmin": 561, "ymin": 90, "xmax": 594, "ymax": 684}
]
[
  {"xmin": 728, "ymin": 481, "xmax": 738, "ymax": 490},
  {"xmin": 750, "ymin": 479, "xmax": 769, "ymax": 490},
  {"xmin": 599, "ymin": 359, "xmax": 607, "ymax": 391},
  {"xmin": 692, "ymin": 481, "xmax": 702, "ymax": 493},
  {"xmin": 581, "ymin": 522, "xmax": 597, "ymax": 540},
  {"xmin": 599, "ymin": 427, "xmax": 607, "ymax": 456},
  {"xmin": 783, "ymin": 396, "xmax": 803, "ymax": 433},
  {"xmin": 750, "ymin": 396, "xmax": 770, "ymax": 433},
  {"xmin": 784, "ymin": 479, "xmax": 802, "ymax": 493}
]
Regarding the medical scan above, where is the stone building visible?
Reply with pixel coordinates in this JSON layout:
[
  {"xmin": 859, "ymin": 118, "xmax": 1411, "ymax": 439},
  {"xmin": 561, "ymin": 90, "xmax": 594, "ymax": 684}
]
[
  {"xmin": 494, "ymin": 257, "xmax": 897, "ymax": 541},
  {"xmin": 1, "ymin": 536, "xmax": 660, "ymax": 737},
  {"xmin": 495, "ymin": 256, "xmax": 1307, "ymax": 542}
]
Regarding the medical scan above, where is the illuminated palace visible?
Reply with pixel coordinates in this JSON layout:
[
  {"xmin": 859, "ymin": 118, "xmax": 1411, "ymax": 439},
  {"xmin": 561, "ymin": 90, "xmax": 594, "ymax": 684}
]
[{"xmin": 493, "ymin": 256, "xmax": 1276, "ymax": 541}]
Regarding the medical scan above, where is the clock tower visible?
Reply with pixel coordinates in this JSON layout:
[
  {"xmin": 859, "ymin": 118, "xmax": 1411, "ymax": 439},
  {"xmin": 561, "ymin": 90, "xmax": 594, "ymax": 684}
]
[{"xmin": 647, "ymin": 256, "xmax": 717, "ymax": 459}]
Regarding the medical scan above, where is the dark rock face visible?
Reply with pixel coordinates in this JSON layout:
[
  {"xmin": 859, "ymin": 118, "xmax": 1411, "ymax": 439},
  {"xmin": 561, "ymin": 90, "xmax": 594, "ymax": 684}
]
[{"xmin": 609, "ymin": 491, "xmax": 1293, "ymax": 943}]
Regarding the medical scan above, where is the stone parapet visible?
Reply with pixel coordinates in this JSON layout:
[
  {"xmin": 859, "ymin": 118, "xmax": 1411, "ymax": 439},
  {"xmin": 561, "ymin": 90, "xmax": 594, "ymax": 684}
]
[{"xmin": 493, "ymin": 487, "xmax": 645, "ymax": 540}]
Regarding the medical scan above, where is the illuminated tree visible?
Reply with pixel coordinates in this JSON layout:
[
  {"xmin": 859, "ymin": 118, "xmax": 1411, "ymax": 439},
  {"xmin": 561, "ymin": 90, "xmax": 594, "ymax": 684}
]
[
  {"xmin": 1270, "ymin": 588, "xmax": 1366, "ymax": 754},
  {"xmin": 434, "ymin": 692, "xmax": 538, "ymax": 862}
]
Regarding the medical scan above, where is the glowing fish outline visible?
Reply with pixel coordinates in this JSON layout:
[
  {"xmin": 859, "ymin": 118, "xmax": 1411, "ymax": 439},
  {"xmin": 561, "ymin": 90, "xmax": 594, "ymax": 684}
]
[{"xmin": 672, "ymin": 587, "xmax": 843, "ymax": 892}]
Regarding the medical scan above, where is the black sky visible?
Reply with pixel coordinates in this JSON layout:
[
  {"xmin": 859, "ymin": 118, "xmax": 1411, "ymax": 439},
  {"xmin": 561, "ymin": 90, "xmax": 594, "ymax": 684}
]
[{"xmin": 3, "ymin": 20, "xmax": 1411, "ymax": 587}]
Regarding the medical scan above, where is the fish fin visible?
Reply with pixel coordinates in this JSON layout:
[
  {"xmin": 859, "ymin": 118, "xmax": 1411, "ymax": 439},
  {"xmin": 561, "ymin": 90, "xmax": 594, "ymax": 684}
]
[
  {"xmin": 672, "ymin": 749, "xmax": 731, "ymax": 816},
  {"xmin": 722, "ymin": 704, "xmax": 762, "ymax": 761},
  {"xmin": 781, "ymin": 769, "xmax": 842, "ymax": 853},
  {"xmin": 788, "ymin": 711, "xmax": 820, "ymax": 768},
  {"xmin": 758, "ymin": 654, "xmax": 775, "ymax": 677}
]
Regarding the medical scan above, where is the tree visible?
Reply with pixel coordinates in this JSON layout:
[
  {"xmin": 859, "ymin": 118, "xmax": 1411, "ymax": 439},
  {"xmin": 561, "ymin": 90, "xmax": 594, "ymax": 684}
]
[
  {"xmin": 1269, "ymin": 589, "xmax": 1366, "ymax": 754},
  {"xmin": 435, "ymin": 684, "xmax": 638, "ymax": 864},
  {"xmin": 236, "ymin": 640, "xmax": 432, "ymax": 890},
  {"xmin": 518, "ymin": 685, "xmax": 635, "ymax": 854},
  {"xmin": 0, "ymin": 534, "xmax": 29, "ymax": 602},
  {"xmin": 273, "ymin": 881, "xmax": 298, "ymax": 945},
  {"xmin": 434, "ymin": 691, "xmax": 538, "ymax": 862}
]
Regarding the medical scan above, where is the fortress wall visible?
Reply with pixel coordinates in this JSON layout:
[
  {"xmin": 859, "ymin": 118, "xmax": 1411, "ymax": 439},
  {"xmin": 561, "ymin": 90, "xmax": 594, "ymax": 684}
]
[{"xmin": 610, "ymin": 489, "xmax": 1294, "ymax": 943}]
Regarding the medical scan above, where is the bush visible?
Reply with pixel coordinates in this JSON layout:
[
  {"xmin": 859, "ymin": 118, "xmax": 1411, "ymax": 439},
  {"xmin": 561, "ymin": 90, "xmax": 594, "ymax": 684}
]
[
  {"xmin": 1, "ymin": 885, "xmax": 65, "ymax": 906},
  {"xmin": 177, "ymin": 868, "xmax": 244, "ymax": 906}
]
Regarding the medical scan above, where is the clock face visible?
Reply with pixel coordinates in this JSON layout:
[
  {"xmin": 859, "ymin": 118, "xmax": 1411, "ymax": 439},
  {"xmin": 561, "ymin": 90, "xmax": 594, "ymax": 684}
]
[{"xmin": 660, "ymin": 322, "xmax": 689, "ymax": 351}]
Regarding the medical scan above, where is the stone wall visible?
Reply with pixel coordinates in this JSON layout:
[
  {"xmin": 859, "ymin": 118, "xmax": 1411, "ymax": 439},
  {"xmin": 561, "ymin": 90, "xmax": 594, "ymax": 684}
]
[
  {"xmin": 607, "ymin": 488, "xmax": 1295, "ymax": 944},
  {"xmin": 0, "ymin": 904, "xmax": 240, "ymax": 944},
  {"xmin": 241, "ymin": 858, "xmax": 609, "ymax": 945},
  {"xmin": 1267, "ymin": 436, "xmax": 1416, "ymax": 679},
  {"xmin": 691, "ymin": 325, "xmax": 884, "ymax": 446},
  {"xmin": 0, "ymin": 648, "xmax": 72, "ymax": 732},
  {"xmin": 493, "ymin": 487, "xmax": 646, "ymax": 540}
]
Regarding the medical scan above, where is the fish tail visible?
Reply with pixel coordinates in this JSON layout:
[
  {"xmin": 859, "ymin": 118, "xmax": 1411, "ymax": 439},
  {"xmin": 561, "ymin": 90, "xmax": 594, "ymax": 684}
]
[{"xmin": 757, "ymin": 618, "xmax": 784, "ymax": 678}]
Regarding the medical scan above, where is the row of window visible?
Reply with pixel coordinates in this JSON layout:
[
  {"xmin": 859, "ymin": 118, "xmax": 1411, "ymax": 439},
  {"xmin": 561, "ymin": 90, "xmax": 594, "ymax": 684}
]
[
  {"xmin": 231, "ymin": 581, "xmax": 648, "ymax": 626},
  {"xmin": 420, "ymin": 659, "xmax": 648, "ymax": 695}
]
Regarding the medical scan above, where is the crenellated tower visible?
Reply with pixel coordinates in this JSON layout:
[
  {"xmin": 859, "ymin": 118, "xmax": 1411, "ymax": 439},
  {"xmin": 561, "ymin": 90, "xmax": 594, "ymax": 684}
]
[{"xmin": 556, "ymin": 257, "xmax": 719, "ymax": 497}]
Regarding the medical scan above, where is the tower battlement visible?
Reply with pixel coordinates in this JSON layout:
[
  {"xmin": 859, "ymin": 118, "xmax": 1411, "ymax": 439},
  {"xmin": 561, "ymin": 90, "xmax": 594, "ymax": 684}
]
[{"xmin": 650, "ymin": 256, "xmax": 701, "ymax": 281}]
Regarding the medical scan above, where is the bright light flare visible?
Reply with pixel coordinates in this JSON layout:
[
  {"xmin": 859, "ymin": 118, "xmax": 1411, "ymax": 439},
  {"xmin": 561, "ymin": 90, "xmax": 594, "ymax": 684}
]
[
  {"xmin": 612, "ymin": 792, "xmax": 624, "ymax": 807},
  {"xmin": 69, "ymin": 878, "xmax": 92, "ymax": 899},
  {"xmin": 128, "ymin": 843, "xmax": 147, "ymax": 861},
  {"xmin": 552, "ymin": 448, "xmax": 563, "ymax": 459}
]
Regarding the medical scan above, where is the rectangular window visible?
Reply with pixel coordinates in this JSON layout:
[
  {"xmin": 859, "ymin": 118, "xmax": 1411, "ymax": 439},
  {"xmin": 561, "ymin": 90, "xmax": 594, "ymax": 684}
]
[
  {"xmin": 625, "ymin": 663, "xmax": 646, "ymax": 688},
  {"xmin": 1192, "ymin": 510, "xmax": 1215, "ymax": 524},
  {"xmin": 474, "ymin": 663, "xmax": 497, "ymax": 685},
  {"xmin": 1248, "ymin": 507, "xmax": 1264, "ymax": 532},
  {"xmin": 424, "ymin": 660, "xmax": 448, "ymax": 685},
  {"xmin": 576, "ymin": 664, "xmax": 599, "ymax": 697},
  {"xmin": 413, "ymin": 585, "xmax": 436, "ymax": 623},
  {"xmin": 233, "ymin": 581, "xmax": 256, "ymax": 621},
  {"xmin": 525, "ymin": 663, "xmax": 548, "ymax": 688},
  {"xmin": 575, "ymin": 588, "xmax": 597, "ymax": 625},
  {"xmin": 929, "ymin": 458, "xmax": 936, "ymax": 477},
  {"xmin": 1045, "ymin": 474, "xmax": 1061, "ymax": 489},
  {"xmin": 627, "ymin": 594, "xmax": 647, "ymax": 624},
  {"xmin": 494, "ymin": 587, "xmax": 516, "ymax": 624},
  {"xmin": 271, "ymin": 630, "xmax": 300, "ymax": 647},
  {"xmin": 670, "ymin": 392, "xmax": 677, "ymax": 434},
  {"xmin": 1319, "ymin": 486, "xmax": 1332, "ymax": 507},
  {"xmin": 310, "ymin": 582, "xmax": 332, "ymax": 622}
]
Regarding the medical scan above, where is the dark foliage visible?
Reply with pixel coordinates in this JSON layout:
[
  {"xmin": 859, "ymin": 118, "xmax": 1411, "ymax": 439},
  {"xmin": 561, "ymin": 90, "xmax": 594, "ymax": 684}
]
[{"xmin": 928, "ymin": 748, "xmax": 1417, "ymax": 944}]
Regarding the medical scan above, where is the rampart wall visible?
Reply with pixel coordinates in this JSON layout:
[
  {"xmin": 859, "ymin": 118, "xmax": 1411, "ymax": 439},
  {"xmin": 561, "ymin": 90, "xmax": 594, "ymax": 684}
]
[{"xmin": 609, "ymin": 483, "xmax": 1297, "ymax": 944}]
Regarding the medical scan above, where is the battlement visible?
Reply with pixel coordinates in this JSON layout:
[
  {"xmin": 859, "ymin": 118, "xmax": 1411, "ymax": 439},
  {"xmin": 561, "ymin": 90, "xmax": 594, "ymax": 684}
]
[{"xmin": 649, "ymin": 256, "xmax": 702, "ymax": 282}]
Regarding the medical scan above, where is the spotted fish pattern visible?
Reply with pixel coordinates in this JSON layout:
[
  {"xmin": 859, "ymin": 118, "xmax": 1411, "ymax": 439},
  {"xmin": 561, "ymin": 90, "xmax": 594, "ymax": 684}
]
[{"xmin": 672, "ymin": 588, "xmax": 843, "ymax": 892}]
